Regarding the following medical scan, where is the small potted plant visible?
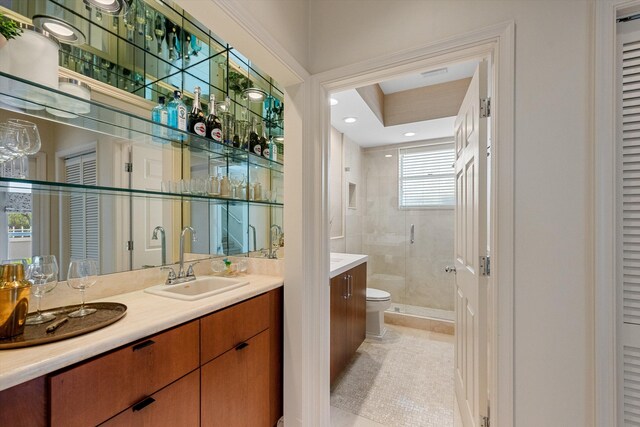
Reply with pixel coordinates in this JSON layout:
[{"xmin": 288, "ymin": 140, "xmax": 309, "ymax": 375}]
[{"xmin": 0, "ymin": 13, "xmax": 22, "ymax": 49}]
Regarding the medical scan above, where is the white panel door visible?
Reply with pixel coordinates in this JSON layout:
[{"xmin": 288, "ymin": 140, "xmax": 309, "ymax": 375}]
[
  {"xmin": 130, "ymin": 144, "xmax": 164, "ymax": 268},
  {"xmin": 454, "ymin": 61, "xmax": 488, "ymax": 427}
]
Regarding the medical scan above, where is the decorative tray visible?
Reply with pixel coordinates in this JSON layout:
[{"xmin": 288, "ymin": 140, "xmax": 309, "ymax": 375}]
[{"xmin": 0, "ymin": 302, "xmax": 127, "ymax": 349}]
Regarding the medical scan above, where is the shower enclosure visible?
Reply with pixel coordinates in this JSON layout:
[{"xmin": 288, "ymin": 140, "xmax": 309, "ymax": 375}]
[{"xmin": 362, "ymin": 142, "xmax": 456, "ymax": 321}]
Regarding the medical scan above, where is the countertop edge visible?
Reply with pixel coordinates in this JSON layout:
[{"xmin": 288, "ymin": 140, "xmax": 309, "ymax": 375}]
[
  {"xmin": 329, "ymin": 254, "xmax": 368, "ymax": 278},
  {"xmin": 0, "ymin": 276, "xmax": 283, "ymax": 391}
]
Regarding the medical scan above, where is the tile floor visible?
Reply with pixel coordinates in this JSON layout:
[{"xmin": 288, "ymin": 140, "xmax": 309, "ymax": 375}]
[{"xmin": 330, "ymin": 324, "xmax": 455, "ymax": 427}]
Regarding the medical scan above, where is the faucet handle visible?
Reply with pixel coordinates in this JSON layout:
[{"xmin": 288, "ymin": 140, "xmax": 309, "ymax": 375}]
[
  {"xmin": 160, "ymin": 266, "xmax": 177, "ymax": 284},
  {"xmin": 186, "ymin": 262, "xmax": 199, "ymax": 278}
]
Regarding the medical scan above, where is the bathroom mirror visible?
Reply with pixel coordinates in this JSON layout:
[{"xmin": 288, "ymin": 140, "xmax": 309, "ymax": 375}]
[{"xmin": 0, "ymin": 111, "xmax": 283, "ymax": 280}]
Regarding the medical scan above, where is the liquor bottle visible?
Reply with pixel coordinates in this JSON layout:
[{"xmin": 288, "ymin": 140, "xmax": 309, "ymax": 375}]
[
  {"xmin": 167, "ymin": 90, "xmax": 187, "ymax": 134},
  {"xmin": 151, "ymin": 96, "xmax": 168, "ymax": 143},
  {"xmin": 205, "ymin": 94, "xmax": 222, "ymax": 143},
  {"xmin": 249, "ymin": 118, "xmax": 262, "ymax": 156},
  {"xmin": 262, "ymin": 134, "xmax": 271, "ymax": 159},
  {"xmin": 234, "ymin": 106, "xmax": 249, "ymax": 150},
  {"xmin": 188, "ymin": 86, "xmax": 206, "ymax": 137},
  {"xmin": 260, "ymin": 120, "xmax": 269, "ymax": 158}
]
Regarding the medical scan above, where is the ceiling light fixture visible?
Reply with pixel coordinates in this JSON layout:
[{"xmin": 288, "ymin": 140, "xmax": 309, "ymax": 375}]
[
  {"xmin": 330, "ymin": 98, "xmax": 338, "ymax": 106},
  {"xmin": 385, "ymin": 154, "xmax": 393, "ymax": 158},
  {"xmin": 242, "ymin": 87, "xmax": 267, "ymax": 102},
  {"xmin": 33, "ymin": 16, "xmax": 86, "ymax": 45},
  {"xmin": 403, "ymin": 132, "xmax": 416, "ymax": 137},
  {"xmin": 274, "ymin": 136, "xmax": 284, "ymax": 142},
  {"xmin": 82, "ymin": 0, "xmax": 131, "ymax": 15},
  {"xmin": 344, "ymin": 117, "xmax": 357, "ymax": 124}
]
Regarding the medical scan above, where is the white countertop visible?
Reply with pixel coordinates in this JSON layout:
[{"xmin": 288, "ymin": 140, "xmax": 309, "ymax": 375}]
[
  {"xmin": 330, "ymin": 253, "xmax": 368, "ymax": 278},
  {"xmin": 0, "ymin": 274, "xmax": 283, "ymax": 392}
]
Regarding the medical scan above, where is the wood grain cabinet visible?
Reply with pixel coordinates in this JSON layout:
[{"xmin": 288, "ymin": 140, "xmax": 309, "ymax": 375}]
[
  {"xmin": 0, "ymin": 287, "xmax": 283, "ymax": 427},
  {"xmin": 330, "ymin": 262, "xmax": 367, "ymax": 386}
]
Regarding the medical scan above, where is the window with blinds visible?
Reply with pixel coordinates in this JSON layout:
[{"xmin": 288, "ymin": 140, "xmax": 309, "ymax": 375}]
[
  {"xmin": 65, "ymin": 152, "xmax": 99, "ymax": 271},
  {"xmin": 398, "ymin": 143, "xmax": 455, "ymax": 208}
]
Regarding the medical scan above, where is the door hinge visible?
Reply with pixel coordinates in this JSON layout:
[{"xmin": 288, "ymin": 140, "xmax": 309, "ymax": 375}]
[
  {"xmin": 124, "ymin": 162, "xmax": 133, "ymax": 173},
  {"xmin": 480, "ymin": 97, "xmax": 491, "ymax": 118},
  {"xmin": 481, "ymin": 415, "xmax": 490, "ymax": 427},
  {"xmin": 126, "ymin": 240, "xmax": 134, "ymax": 251},
  {"xmin": 480, "ymin": 255, "xmax": 490, "ymax": 276}
]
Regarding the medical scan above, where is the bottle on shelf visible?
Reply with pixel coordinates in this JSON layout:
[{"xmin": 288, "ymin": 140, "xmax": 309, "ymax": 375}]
[
  {"xmin": 269, "ymin": 136, "xmax": 278, "ymax": 162},
  {"xmin": 249, "ymin": 117, "xmax": 262, "ymax": 156},
  {"xmin": 167, "ymin": 90, "xmax": 187, "ymax": 135},
  {"xmin": 205, "ymin": 94, "xmax": 222, "ymax": 144},
  {"xmin": 234, "ymin": 105, "xmax": 249, "ymax": 150},
  {"xmin": 218, "ymin": 96, "xmax": 234, "ymax": 147},
  {"xmin": 259, "ymin": 120, "xmax": 269, "ymax": 158},
  {"xmin": 151, "ymin": 96, "xmax": 169, "ymax": 143},
  {"xmin": 188, "ymin": 86, "xmax": 206, "ymax": 137}
]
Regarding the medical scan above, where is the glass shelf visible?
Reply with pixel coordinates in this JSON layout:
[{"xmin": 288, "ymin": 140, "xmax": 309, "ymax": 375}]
[
  {"xmin": 0, "ymin": 72, "xmax": 284, "ymax": 174},
  {"xmin": 0, "ymin": 178, "xmax": 283, "ymax": 207}
]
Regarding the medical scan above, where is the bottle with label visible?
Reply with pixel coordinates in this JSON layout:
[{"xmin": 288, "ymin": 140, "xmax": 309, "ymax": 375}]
[
  {"xmin": 151, "ymin": 96, "xmax": 168, "ymax": 143},
  {"xmin": 167, "ymin": 90, "xmax": 187, "ymax": 136},
  {"xmin": 188, "ymin": 86, "xmax": 206, "ymax": 137},
  {"xmin": 269, "ymin": 137, "xmax": 278, "ymax": 162},
  {"xmin": 262, "ymin": 134, "xmax": 271, "ymax": 159},
  {"xmin": 259, "ymin": 120, "xmax": 269, "ymax": 158},
  {"xmin": 205, "ymin": 94, "xmax": 222, "ymax": 143},
  {"xmin": 249, "ymin": 117, "xmax": 262, "ymax": 156},
  {"xmin": 234, "ymin": 106, "xmax": 249, "ymax": 150}
]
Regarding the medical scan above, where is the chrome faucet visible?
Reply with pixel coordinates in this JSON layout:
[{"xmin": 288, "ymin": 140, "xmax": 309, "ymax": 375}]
[
  {"xmin": 151, "ymin": 226, "xmax": 166, "ymax": 266},
  {"xmin": 248, "ymin": 224, "xmax": 257, "ymax": 252},
  {"xmin": 268, "ymin": 224, "xmax": 282, "ymax": 259},
  {"xmin": 161, "ymin": 226, "xmax": 198, "ymax": 285}
]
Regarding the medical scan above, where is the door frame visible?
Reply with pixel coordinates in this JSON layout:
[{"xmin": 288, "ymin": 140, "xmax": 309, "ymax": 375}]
[
  {"xmin": 595, "ymin": 1, "xmax": 640, "ymax": 425},
  {"xmin": 310, "ymin": 21, "xmax": 515, "ymax": 426}
]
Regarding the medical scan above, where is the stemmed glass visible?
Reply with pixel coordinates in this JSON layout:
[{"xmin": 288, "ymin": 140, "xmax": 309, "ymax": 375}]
[
  {"xmin": 25, "ymin": 255, "xmax": 59, "ymax": 325},
  {"xmin": 66, "ymin": 259, "xmax": 98, "ymax": 318},
  {"xmin": 7, "ymin": 119, "xmax": 41, "ymax": 155},
  {"xmin": 230, "ymin": 174, "xmax": 245, "ymax": 198}
]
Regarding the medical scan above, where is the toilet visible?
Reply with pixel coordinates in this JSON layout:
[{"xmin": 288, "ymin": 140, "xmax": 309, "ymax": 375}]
[{"xmin": 366, "ymin": 288, "xmax": 392, "ymax": 338}]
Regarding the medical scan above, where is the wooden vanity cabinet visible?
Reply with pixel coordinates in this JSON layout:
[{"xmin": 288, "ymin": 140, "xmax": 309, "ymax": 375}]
[
  {"xmin": 0, "ymin": 287, "xmax": 284, "ymax": 427},
  {"xmin": 49, "ymin": 320, "xmax": 200, "ymax": 427},
  {"xmin": 330, "ymin": 262, "xmax": 367, "ymax": 386},
  {"xmin": 200, "ymin": 288, "xmax": 283, "ymax": 427}
]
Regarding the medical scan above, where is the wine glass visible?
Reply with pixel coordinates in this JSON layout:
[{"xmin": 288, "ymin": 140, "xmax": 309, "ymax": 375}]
[
  {"xmin": 7, "ymin": 119, "xmax": 41, "ymax": 155},
  {"xmin": 25, "ymin": 255, "xmax": 59, "ymax": 325},
  {"xmin": 66, "ymin": 259, "xmax": 98, "ymax": 318}
]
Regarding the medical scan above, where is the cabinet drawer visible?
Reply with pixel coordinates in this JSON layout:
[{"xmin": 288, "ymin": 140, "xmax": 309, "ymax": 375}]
[
  {"xmin": 50, "ymin": 320, "xmax": 199, "ymax": 427},
  {"xmin": 200, "ymin": 292, "xmax": 269, "ymax": 364},
  {"xmin": 201, "ymin": 329, "xmax": 270, "ymax": 427},
  {"xmin": 100, "ymin": 370, "xmax": 199, "ymax": 427}
]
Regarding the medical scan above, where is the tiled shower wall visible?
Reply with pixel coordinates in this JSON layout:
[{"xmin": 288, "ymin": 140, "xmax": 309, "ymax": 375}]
[
  {"xmin": 329, "ymin": 130, "xmax": 455, "ymax": 312},
  {"xmin": 362, "ymin": 145, "xmax": 455, "ymax": 312}
]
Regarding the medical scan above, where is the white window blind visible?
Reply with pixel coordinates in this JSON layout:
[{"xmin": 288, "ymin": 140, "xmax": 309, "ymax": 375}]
[
  {"xmin": 398, "ymin": 144, "xmax": 455, "ymax": 208},
  {"xmin": 65, "ymin": 152, "xmax": 99, "ymax": 271}
]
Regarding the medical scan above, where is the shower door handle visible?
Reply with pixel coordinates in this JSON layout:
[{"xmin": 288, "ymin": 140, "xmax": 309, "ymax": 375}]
[{"xmin": 410, "ymin": 224, "xmax": 415, "ymax": 244}]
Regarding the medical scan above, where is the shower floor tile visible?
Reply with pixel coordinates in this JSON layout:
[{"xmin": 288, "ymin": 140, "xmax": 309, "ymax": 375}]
[{"xmin": 330, "ymin": 324, "xmax": 454, "ymax": 427}]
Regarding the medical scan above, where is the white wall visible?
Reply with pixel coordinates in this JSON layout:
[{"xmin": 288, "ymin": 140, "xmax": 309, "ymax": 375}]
[{"xmin": 309, "ymin": 0, "xmax": 594, "ymax": 425}]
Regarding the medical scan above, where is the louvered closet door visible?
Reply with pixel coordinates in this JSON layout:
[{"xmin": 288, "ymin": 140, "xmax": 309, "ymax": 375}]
[
  {"xmin": 618, "ymin": 19, "xmax": 640, "ymax": 426},
  {"xmin": 65, "ymin": 153, "xmax": 99, "ymax": 271}
]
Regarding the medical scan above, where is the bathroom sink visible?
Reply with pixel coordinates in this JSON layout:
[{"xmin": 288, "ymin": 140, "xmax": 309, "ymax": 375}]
[{"xmin": 144, "ymin": 276, "xmax": 249, "ymax": 301}]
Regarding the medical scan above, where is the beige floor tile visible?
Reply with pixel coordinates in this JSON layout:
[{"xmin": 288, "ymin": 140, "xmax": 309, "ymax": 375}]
[
  {"xmin": 331, "ymin": 405, "xmax": 388, "ymax": 427},
  {"xmin": 330, "ymin": 324, "xmax": 454, "ymax": 427}
]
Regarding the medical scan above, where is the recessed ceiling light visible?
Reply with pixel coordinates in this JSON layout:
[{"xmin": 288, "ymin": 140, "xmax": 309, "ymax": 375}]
[
  {"xmin": 344, "ymin": 117, "xmax": 357, "ymax": 123},
  {"xmin": 330, "ymin": 98, "xmax": 338, "ymax": 106},
  {"xmin": 33, "ymin": 16, "xmax": 86, "ymax": 45},
  {"xmin": 83, "ymin": 0, "xmax": 130, "ymax": 15},
  {"xmin": 242, "ymin": 87, "xmax": 267, "ymax": 102},
  {"xmin": 385, "ymin": 154, "xmax": 393, "ymax": 158},
  {"xmin": 403, "ymin": 132, "xmax": 416, "ymax": 137}
]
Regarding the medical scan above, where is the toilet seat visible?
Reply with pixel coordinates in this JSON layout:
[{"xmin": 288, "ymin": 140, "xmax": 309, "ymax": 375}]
[{"xmin": 366, "ymin": 288, "xmax": 391, "ymax": 301}]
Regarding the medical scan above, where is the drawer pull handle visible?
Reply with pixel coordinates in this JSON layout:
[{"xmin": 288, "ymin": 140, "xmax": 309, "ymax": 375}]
[
  {"xmin": 132, "ymin": 339, "xmax": 155, "ymax": 351},
  {"xmin": 132, "ymin": 397, "xmax": 156, "ymax": 412},
  {"xmin": 235, "ymin": 342, "xmax": 249, "ymax": 351}
]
